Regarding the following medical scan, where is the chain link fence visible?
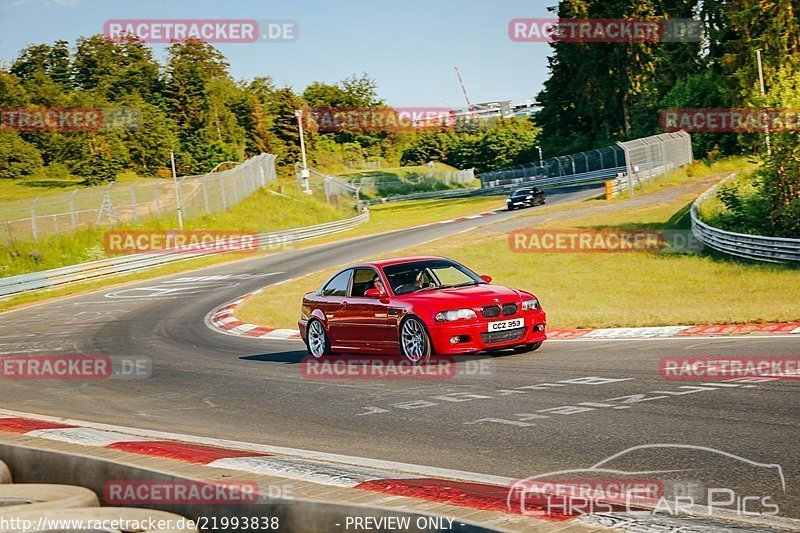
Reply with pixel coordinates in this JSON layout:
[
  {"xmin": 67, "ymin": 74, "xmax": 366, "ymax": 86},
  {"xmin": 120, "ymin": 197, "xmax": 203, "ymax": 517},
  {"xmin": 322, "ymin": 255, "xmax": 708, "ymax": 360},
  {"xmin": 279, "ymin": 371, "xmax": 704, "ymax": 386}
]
[
  {"xmin": 617, "ymin": 131, "xmax": 693, "ymax": 196},
  {"xmin": 345, "ymin": 163, "xmax": 475, "ymax": 200},
  {"xmin": 2, "ymin": 154, "xmax": 277, "ymax": 243},
  {"xmin": 295, "ymin": 164, "xmax": 363, "ymax": 212},
  {"xmin": 479, "ymin": 146, "xmax": 625, "ymax": 187}
]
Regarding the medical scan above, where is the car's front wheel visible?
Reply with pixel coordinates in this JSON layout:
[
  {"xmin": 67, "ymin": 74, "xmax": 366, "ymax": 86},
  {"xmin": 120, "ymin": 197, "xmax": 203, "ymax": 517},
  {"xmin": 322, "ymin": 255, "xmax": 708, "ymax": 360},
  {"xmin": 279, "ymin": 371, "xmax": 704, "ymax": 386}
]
[
  {"xmin": 306, "ymin": 319, "xmax": 331, "ymax": 358},
  {"xmin": 400, "ymin": 316, "xmax": 432, "ymax": 364},
  {"xmin": 513, "ymin": 341, "xmax": 543, "ymax": 353}
]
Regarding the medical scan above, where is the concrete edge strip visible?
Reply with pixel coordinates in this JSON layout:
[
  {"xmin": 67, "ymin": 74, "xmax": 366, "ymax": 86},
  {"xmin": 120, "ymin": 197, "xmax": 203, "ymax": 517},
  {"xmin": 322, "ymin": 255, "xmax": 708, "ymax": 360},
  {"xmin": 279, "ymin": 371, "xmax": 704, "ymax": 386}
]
[{"xmin": 0, "ymin": 411, "xmax": 798, "ymax": 531}]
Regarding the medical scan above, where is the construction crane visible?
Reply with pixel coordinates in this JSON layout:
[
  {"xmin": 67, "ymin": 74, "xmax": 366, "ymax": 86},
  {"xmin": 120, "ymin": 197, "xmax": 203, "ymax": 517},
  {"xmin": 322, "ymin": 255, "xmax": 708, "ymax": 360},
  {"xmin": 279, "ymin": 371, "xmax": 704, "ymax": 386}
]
[{"xmin": 454, "ymin": 66, "xmax": 473, "ymax": 118}]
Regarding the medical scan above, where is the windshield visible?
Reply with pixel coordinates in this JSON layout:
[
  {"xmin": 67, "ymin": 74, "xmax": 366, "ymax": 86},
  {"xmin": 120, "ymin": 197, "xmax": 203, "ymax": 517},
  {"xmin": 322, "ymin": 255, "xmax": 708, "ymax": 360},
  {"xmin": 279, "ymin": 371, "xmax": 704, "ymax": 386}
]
[
  {"xmin": 512, "ymin": 189, "xmax": 530, "ymax": 196},
  {"xmin": 382, "ymin": 259, "xmax": 484, "ymax": 295}
]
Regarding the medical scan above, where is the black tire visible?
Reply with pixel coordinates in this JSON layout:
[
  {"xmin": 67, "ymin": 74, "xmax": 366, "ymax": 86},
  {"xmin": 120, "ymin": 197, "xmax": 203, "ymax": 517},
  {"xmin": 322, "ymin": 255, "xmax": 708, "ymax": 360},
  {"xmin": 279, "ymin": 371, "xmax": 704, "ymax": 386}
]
[
  {"xmin": 305, "ymin": 318, "xmax": 332, "ymax": 358},
  {"xmin": 507, "ymin": 205, "xmax": 514, "ymax": 211},
  {"xmin": 513, "ymin": 341, "xmax": 543, "ymax": 354},
  {"xmin": 399, "ymin": 316, "xmax": 432, "ymax": 364}
]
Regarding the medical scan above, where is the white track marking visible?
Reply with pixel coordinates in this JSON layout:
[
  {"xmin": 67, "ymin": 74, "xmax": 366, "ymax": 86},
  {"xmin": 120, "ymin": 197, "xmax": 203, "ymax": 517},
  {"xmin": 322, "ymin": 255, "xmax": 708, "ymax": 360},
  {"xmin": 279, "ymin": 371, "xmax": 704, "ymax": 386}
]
[
  {"xmin": 207, "ymin": 457, "xmax": 412, "ymax": 487},
  {"xmin": 26, "ymin": 428, "xmax": 157, "ymax": 446}
]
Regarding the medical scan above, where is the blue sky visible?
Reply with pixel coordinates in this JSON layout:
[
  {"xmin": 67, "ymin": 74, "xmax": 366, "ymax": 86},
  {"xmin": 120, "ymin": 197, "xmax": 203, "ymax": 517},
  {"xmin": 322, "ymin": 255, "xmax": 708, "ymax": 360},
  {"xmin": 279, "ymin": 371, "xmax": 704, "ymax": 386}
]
[{"xmin": 0, "ymin": 0, "xmax": 553, "ymax": 107}]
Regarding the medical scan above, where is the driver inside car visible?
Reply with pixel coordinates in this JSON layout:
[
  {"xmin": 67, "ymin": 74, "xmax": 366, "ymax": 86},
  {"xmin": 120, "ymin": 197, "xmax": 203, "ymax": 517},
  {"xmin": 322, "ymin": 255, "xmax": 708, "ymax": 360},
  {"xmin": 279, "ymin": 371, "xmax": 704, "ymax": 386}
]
[{"xmin": 371, "ymin": 274, "xmax": 385, "ymax": 294}]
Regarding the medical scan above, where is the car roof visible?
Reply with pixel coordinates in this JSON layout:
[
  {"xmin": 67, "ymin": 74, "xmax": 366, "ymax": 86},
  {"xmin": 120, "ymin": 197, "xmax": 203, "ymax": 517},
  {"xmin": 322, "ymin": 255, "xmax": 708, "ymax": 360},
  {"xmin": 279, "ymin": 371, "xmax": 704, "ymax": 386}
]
[{"xmin": 351, "ymin": 256, "xmax": 448, "ymax": 269}]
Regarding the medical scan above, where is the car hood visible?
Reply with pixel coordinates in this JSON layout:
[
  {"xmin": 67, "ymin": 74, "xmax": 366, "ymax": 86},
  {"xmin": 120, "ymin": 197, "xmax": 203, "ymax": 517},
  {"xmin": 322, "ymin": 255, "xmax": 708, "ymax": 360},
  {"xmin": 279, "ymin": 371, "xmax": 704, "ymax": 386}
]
[{"xmin": 401, "ymin": 284, "xmax": 524, "ymax": 305}]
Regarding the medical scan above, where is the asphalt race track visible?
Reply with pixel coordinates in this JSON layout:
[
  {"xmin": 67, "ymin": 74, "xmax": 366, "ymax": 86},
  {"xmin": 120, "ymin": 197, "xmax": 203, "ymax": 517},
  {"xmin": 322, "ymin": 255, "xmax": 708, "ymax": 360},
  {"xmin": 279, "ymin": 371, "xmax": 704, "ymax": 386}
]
[{"xmin": 1, "ymin": 183, "xmax": 798, "ymax": 521}]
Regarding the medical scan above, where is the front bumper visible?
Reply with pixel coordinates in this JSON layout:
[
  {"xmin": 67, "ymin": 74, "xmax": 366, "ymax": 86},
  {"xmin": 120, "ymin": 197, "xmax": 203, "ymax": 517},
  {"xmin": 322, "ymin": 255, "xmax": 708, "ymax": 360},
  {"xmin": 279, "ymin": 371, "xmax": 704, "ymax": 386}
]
[{"xmin": 427, "ymin": 310, "xmax": 547, "ymax": 354}]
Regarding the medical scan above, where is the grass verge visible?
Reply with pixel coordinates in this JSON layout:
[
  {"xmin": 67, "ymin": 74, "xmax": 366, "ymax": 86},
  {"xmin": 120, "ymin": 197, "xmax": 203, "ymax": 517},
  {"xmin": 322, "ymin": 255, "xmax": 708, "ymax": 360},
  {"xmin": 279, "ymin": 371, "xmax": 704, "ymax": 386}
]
[
  {"xmin": 0, "ymin": 191, "xmax": 508, "ymax": 313},
  {"xmin": 1, "ymin": 185, "xmax": 352, "ymax": 277},
  {"xmin": 238, "ymin": 158, "xmax": 799, "ymax": 330}
]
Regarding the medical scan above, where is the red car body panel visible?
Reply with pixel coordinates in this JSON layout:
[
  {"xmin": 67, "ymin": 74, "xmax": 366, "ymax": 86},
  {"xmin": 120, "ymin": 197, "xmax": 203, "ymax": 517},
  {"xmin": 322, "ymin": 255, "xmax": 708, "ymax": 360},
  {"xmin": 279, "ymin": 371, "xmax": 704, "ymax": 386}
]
[{"xmin": 298, "ymin": 256, "xmax": 547, "ymax": 355}]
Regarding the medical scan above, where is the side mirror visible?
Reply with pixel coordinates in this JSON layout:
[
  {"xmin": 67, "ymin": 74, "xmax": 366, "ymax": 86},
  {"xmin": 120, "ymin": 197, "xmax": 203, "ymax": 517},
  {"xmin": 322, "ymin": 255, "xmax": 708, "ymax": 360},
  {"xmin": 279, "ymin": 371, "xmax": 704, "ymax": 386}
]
[
  {"xmin": 364, "ymin": 288, "xmax": 382, "ymax": 298},
  {"xmin": 480, "ymin": 275, "xmax": 492, "ymax": 284}
]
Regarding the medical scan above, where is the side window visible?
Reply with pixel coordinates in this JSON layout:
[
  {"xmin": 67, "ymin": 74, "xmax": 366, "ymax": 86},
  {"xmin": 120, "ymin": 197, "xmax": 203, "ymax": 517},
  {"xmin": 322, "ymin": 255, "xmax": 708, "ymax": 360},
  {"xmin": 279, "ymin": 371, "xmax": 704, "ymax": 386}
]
[
  {"xmin": 322, "ymin": 270, "xmax": 351, "ymax": 297},
  {"xmin": 351, "ymin": 268, "xmax": 377, "ymax": 297}
]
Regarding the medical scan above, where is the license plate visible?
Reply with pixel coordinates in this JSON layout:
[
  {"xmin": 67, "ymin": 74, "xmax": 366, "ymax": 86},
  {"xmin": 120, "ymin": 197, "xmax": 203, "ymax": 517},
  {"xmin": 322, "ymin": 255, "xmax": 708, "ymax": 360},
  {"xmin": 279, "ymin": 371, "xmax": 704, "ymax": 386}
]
[{"xmin": 487, "ymin": 318, "xmax": 523, "ymax": 332}]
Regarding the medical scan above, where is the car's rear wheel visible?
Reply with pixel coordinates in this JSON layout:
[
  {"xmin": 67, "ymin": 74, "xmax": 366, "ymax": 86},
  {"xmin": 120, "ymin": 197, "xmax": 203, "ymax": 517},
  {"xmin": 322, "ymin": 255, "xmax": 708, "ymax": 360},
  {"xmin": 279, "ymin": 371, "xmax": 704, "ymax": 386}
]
[
  {"xmin": 306, "ymin": 319, "xmax": 331, "ymax": 358},
  {"xmin": 513, "ymin": 341, "xmax": 543, "ymax": 353},
  {"xmin": 400, "ymin": 316, "xmax": 431, "ymax": 364}
]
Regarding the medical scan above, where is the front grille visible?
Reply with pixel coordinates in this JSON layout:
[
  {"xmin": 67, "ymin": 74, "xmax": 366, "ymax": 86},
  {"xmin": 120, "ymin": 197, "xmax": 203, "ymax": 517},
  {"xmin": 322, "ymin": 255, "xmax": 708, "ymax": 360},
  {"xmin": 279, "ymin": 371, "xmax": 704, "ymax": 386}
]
[
  {"xmin": 481, "ymin": 305, "xmax": 501, "ymax": 318},
  {"xmin": 502, "ymin": 303, "xmax": 518, "ymax": 316},
  {"xmin": 480, "ymin": 327, "xmax": 526, "ymax": 345}
]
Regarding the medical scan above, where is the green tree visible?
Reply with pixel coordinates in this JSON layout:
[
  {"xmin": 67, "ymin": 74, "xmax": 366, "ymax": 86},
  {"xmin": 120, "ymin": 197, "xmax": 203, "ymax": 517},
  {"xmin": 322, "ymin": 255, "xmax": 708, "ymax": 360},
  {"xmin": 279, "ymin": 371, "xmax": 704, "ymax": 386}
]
[
  {"xmin": 270, "ymin": 87, "xmax": 308, "ymax": 169},
  {"xmin": 0, "ymin": 132, "xmax": 43, "ymax": 179}
]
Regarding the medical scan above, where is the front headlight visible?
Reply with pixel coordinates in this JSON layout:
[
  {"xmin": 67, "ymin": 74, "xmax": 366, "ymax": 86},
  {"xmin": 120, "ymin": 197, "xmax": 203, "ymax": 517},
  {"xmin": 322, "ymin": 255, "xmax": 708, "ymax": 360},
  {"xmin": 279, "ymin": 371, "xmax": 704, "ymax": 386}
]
[
  {"xmin": 526, "ymin": 195, "xmax": 533, "ymax": 199},
  {"xmin": 435, "ymin": 308, "xmax": 477, "ymax": 322},
  {"xmin": 522, "ymin": 298, "xmax": 540, "ymax": 311}
]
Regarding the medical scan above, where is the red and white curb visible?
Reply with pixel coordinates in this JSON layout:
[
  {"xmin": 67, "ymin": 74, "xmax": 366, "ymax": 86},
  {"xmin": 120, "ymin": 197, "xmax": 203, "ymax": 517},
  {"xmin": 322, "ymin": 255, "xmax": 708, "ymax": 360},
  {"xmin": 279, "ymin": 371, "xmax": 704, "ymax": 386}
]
[
  {"xmin": 209, "ymin": 290, "xmax": 800, "ymax": 344},
  {"xmin": 548, "ymin": 323, "xmax": 800, "ymax": 340},
  {"xmin": 439, "ymin": 210, "xmax": 503, "ymax": 224},
  {"xmin": 3, "ymin": 410, "xmax": 799, "ymax": 531},
  {"xmin": 208, "ymin": 290, "xmax": 302, "ymax": 340},
  {"xmin": 0, "ymin": 410, "xmax": 534, "ymax": 517}
]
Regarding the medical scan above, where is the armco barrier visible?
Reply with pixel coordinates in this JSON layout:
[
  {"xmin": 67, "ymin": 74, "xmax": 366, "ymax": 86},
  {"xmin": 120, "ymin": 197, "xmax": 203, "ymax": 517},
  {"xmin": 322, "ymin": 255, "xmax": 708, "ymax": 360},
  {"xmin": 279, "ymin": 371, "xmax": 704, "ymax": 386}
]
[
  {"xmin": 691, "ymin": 177, "xmax": 800, "ymax": 263},
  {"xmin": 0, "ymin": 211, "xmax": 369, "ymax": 298}
]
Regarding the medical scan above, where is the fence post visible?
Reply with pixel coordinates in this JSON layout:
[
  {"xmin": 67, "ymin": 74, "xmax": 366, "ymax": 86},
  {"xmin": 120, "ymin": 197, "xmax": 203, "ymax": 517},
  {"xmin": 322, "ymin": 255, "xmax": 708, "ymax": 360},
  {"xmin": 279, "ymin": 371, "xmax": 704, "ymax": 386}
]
[
  {"xmin": 221, "ymin": 178, "xmax": 227, "ymax": 210},
  {"xmin": 568, "ymin": 155, "xmax": 576, "ymax": 174},
  {"xmin": 617, "ymin": 141, "xmax": 634, "ymax": 197},
  {"xmin": 131, "ymin": 181, "xmax": 138, "ymax": 223},
  {"xmin": 69, "ymin": 189, "xmax": 78, "ymax": 234},
  {"xmin": 106, "ymin": 183, "xmax": 115, "ymax": 225},
  {"xmin": 31, "ymin": 197, "xmax": 40, "ymax": 241},
  {"xmin": 202, "ymin": 177, "xmax": 210, "ymax": 214},
  {"xmin": 232, "ymin": 174, "xmax": 239, "ymax": 204}
]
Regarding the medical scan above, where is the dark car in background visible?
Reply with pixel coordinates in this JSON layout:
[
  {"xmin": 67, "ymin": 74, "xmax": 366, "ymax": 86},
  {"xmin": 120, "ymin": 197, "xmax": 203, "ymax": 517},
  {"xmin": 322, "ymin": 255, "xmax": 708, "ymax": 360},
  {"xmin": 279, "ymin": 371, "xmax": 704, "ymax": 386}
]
[{"xmin": 507, "ymin": 187, "xmax": 545, "ymax": 210}]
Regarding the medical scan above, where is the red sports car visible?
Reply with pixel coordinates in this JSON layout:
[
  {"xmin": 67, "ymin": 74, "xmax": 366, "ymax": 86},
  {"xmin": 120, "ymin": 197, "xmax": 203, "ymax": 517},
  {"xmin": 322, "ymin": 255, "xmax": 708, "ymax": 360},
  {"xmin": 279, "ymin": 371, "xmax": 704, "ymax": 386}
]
[{"xmin": 298, "ymin": 256, "xmax": 547, "ymax": 363}]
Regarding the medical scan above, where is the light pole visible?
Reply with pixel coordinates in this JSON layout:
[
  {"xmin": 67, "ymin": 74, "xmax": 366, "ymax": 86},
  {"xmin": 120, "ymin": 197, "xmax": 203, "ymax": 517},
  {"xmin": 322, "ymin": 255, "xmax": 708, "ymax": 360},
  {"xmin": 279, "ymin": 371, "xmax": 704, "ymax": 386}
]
[
  {"xmin": 536, "ymin": 145, "xmax": 544, "ymax": 168},
  {"xmin": 755, "ymin": 49, "xmax": 772, "ymax": 156},
  {"xmin": 295, "ymin": 109, "xmax": 311, "ymax": 193},
  {"xmin": 170, "ymin": 150, "xmax": 184, "ymax": 230}
]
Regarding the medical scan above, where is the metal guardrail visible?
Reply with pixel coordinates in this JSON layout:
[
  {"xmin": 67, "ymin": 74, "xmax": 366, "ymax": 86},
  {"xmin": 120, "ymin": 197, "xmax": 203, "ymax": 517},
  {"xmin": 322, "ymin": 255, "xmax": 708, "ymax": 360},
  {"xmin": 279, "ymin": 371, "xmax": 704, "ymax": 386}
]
[
  {"xmin": 0, "ymin": 211, "xmax": 370, "ymax": 297},
  {"xmin": 691, "ymin": 177, "xmax": 800, "ymax": 263}
]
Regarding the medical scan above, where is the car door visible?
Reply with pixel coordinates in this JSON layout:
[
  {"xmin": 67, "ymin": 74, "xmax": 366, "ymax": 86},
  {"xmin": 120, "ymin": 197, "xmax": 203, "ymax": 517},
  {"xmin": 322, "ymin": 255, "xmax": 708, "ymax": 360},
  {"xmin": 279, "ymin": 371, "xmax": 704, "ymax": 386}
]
[
  {"xmin": 344, "ymin": 268, "xmax": 393, "ymax": 350},
  {"xmin": 317, "ymin": 269, "xmax": 352, "ymax": 345}
]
